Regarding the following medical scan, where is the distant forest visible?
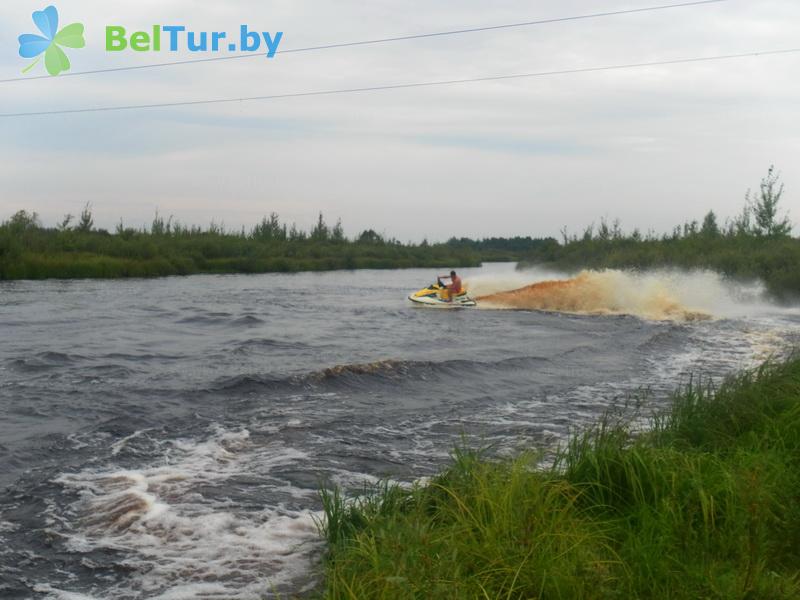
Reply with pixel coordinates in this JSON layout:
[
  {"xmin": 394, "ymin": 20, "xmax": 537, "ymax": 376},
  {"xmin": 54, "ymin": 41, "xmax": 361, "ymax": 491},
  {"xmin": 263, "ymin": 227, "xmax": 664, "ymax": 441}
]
[{"xmin": 0, "ymin": 208, "xmax": 555, "ymax": 280}]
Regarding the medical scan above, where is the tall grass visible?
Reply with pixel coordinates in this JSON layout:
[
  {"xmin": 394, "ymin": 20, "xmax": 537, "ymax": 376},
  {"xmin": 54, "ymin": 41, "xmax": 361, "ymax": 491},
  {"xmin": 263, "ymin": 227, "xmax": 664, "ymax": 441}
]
[{"xmin": 318, "ymin": 358, "xmax": 800, "ymax": 599}]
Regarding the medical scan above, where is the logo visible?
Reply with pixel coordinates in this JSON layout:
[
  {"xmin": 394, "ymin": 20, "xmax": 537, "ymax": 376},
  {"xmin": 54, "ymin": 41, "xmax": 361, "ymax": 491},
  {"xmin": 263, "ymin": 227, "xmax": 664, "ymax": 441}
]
[
  {"xmin": 16, "ymin": 7, "xmax": 282, "ymax": 77},
  {"xmin": 18, "ymin": 5, "xmax": 85, "ymax": 76},
  {"xmin": 105, "ymin": 26, "xmax": 283, "ymax": 58}
]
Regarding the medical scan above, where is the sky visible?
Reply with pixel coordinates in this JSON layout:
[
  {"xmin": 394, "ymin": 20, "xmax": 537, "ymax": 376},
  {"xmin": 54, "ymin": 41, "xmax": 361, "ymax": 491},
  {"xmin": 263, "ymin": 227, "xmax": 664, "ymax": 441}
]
[{"xmin": 0, "ymin": 0, "xmax": 798, "ymax": 242}]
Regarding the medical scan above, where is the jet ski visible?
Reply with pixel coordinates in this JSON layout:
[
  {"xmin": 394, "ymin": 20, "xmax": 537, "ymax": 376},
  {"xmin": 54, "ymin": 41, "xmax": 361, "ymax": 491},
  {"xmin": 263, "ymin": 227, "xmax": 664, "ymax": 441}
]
[{"xmin": 408, "ymin": 279, "xmax": 477, "ymax": 308}]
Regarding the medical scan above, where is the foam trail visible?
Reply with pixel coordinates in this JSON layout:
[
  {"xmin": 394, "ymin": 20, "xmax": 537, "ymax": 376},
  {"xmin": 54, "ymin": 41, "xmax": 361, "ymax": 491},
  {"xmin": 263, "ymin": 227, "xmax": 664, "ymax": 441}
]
[
  {"xmin": 51, "ymin": 427, "xmax": 323, "ymax": 599},
  {"xmin": 465, "ymin": 266, "xmax": 569, "ymax": 298},
  {"xmin": 474, "ymin": 269, "xmax": 724, "ymax": 321}
]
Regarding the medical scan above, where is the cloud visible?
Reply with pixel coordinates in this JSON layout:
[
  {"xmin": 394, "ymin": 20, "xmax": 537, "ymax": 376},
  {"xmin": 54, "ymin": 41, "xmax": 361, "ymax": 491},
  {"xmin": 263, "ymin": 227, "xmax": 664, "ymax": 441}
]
[{"xmin": 0, "ymin": 0, "xmax": 798, "ymax": 240}]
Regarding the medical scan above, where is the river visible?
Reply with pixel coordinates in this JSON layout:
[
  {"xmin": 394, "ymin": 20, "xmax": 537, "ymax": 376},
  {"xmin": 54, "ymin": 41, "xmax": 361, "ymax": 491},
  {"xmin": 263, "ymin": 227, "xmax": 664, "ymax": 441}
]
[{"xmin": 1, "ymin": 263, "xmax": 798, "ymax": 598}]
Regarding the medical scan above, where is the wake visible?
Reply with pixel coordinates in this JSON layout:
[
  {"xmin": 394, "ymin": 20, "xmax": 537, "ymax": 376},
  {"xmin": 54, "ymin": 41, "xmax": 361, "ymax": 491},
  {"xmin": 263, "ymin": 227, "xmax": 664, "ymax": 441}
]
[{"xmin": 473, "ymin": 270, "xmax": 714, "ymax": 321}]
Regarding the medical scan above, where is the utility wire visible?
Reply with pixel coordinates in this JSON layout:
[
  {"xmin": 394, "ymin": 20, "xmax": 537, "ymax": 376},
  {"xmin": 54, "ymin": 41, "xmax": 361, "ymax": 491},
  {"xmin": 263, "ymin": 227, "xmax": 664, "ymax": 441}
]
[
  {"xmin": 1, "ymin": 48, "xmax": 796, "ymax": 119},
  {"xmin": 0, "ymin": 0, "xmax": 728, "ymax": 84}
]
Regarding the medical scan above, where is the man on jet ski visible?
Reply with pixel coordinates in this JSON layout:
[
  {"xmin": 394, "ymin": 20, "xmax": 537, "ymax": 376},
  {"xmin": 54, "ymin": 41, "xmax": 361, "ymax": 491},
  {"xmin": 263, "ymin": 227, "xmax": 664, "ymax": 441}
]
[{"xmin": 438, "ymin": 270, "xmax": 462, "ymax": 302}]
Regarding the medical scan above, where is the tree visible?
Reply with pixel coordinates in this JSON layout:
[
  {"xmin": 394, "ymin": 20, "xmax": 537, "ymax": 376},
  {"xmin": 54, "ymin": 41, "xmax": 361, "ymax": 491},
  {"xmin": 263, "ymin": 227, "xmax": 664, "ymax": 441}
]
[
  {"xmin": 4, "ymin": 210, "xmax": 40, "ymax": 234},
  {"xmin": 288, "ymin": 223, "xmax": 306, "ymax": 241},
  {"xmin": 700, "ymin": 210, "xmax": 720, "ymax": 238},
  {"xmin": 310, "ymin": 212, "xmax": 329, "ymax": 241},
  {"xmin": 749, "ymin": 165, "xmax": 791, "ymax": 238},
  {"xmin": 731, "ymin": 203, "xmax": 752, "ymax": 237},
  {"xmin": 58, "ymin": 214, "xmax": 74, "ymax": 231},
  {"xmin": 598, "ymin": 218, "xmax": 611, "ymax": 241},
  {"xmin": 611, "ymin": 219, "xmax": 623, "ymax": 240},
  {"xmin": 332, "ymin": 219, "xmax": 345, "ymax": 242},
  {"xmin": 76, "ymin": 203, "xmax": 94, "ymax": 233},
  {"xmin": 151, "ymin": 210, "xmax": 174, "ymax": 236},
  {"xmin": 252, "ymin": 212, "xmax": 285, "ymax": 241},
  {"xmin": 358, "ymin": 229, "xmax": 383, "ymax": 244}
]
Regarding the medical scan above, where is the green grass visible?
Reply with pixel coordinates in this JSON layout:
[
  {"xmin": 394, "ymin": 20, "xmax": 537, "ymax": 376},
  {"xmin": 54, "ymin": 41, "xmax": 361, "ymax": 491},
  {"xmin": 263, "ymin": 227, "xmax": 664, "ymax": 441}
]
[
  {"xmin": 318, "ymin": 358, "xmax": 800, "ymax": 599},
  {"xmin": 0, "ymin": 231, "xmax": 484, "ymax": 280}
]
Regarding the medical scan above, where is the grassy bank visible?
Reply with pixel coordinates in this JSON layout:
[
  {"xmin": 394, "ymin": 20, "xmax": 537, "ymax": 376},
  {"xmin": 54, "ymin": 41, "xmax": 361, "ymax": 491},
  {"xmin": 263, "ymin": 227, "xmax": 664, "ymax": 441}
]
[
  {"xmin": 0, "ymin": 211, "xmax": 474, "ymax": 279},
  {"xmin": 0, "ymin": 210, "xmax": 556, "ymax": 280},
  {"xmin": 319, "ymin": 357, "xmax": 800, "ymax": 599}
]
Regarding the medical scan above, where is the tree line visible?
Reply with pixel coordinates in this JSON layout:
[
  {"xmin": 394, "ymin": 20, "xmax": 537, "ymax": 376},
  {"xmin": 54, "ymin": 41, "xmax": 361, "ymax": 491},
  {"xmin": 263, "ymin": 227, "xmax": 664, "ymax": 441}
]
[
  {"xmin": 2, "ymin": 166, "xmax": 795, "ymax": 295},
  {"xmin": 0, "ymin": 209, "xmax": 548, "ymax": 280},
  {"xmin": 522, "ymin": 166, "xmax": 799, "ymax": 299}
]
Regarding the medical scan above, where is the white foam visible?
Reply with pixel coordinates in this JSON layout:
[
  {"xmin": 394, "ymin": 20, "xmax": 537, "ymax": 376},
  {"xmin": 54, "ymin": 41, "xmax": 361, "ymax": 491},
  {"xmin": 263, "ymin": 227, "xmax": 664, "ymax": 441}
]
[
  {"xmin": 465, "ymin": 266, "xmax": 568, "ymax": 297},
  {"xmin": 472, "ymin": 266, "xmax": 795, "ymax": 322},
  {"xmin": 51, "ymin": 426, "xmax": 322, "ymax": 599},
  {"xmin": 110, "ymin": 429, "xmax": 150, "ymax": 456},
  {"xmin": 35, "ymin": 584, "xmax": 100, "ymax": 600}
]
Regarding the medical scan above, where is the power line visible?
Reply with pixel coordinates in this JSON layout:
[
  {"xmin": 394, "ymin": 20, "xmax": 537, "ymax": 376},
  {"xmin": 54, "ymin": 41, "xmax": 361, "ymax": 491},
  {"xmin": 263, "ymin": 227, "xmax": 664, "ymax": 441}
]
[
  {"xmin": 2, "ymin": 48, "xmax": 796, "ymax": 119},
  {"xmin": 0, "ymin": 0, "xmax": 729, "ymax": 84}
]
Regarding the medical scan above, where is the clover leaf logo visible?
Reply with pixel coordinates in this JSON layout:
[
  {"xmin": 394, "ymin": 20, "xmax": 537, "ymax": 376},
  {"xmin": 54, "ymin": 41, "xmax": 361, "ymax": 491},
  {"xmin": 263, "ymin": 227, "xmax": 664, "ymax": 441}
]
[{"xmin": 18, "ymin": 6, "xmax": 85, "ymax": 76}]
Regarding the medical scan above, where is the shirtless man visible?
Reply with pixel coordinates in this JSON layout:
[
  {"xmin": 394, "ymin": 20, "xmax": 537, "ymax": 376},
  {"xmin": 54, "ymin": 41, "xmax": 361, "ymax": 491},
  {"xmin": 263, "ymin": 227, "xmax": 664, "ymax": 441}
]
[{"xmin": 439, "ymin": 270, "xmax": 462, "ymax": 302}]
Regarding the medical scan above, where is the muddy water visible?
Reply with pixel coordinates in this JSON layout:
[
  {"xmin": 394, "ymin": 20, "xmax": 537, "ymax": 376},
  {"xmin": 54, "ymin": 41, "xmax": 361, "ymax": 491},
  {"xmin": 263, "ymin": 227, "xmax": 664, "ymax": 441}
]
[{"xmin": 1, "ymin": 264, "xmax": 798, "ymax": 599}]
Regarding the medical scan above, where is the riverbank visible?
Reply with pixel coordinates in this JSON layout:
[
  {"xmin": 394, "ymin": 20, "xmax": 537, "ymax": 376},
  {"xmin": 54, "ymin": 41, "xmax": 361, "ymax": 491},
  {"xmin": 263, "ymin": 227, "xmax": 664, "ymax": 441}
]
[
  {"xmin": 319, "ymin": 356, "xmax": 800, "ymax": 599},
  {"xmin": 0, "ymin": 210, "xmax": 562, "ymax": 280},
  {"xmin": 0, "ymin": 249, "xmax": 483, "ymax": 279},
  {"xmin": 0, "ymin": 227, "xmax": 481, "ymax": 280}
]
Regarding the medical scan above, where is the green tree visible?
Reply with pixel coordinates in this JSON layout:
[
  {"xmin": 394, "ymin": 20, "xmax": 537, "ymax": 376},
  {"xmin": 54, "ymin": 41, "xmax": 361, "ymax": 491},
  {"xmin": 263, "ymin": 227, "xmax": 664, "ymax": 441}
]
[
  {"xmin": 700, "ymin": 210, "xmax": 720, "ymax": 238},
  {"xmin": 358, "ymin": 229, "xmax": 383, "ymax": 244},
  {"xmin": 311, "ymin": 212, "xmax": 329, "ymax": 241},
  {"xmin": 76, "ymin": 202, "xmax": 94, "ymax": 233},
  {"xmin": 332, "ymin": 219, "xmax": 345, "ymax": 242},
  {"xmin": 252, "ymin": 212, "xmax": 285, "ymax": 241},
  {"xmin": 749, "ymin": 165, "xmax": 791, "ymax": 237},
  {"xmin": 288, "ymin": 223, "xmax": 306, "ymax": 241},
  {"xmin": 58, "ymin": 214, "xmax": 74, "ymax": 231},
  {"xmin": 5, "ymin": 210, "xmax": 40, "ymax": 234}
]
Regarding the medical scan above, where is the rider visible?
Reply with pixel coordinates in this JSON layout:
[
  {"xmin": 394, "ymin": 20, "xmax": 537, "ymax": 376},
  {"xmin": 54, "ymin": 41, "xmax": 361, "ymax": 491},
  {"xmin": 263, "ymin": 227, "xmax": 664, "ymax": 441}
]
[{"xmin": 439, "ymin": 270, "xmax": 463, "ymax": 301}]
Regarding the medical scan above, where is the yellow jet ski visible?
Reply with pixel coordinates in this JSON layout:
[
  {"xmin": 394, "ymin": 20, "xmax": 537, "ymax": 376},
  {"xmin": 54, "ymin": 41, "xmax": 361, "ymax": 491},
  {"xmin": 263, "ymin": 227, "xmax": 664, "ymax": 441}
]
[{"xmin": 408, "ymin": 278, "xmax": 477, "ymax": 308}]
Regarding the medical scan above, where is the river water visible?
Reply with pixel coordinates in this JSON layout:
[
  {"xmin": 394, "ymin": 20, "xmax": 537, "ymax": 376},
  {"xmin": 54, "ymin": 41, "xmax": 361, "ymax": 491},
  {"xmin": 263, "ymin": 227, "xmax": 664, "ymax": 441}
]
[{"xmin": 1, "ymin": 263, "xmax": 798, "ymax": 599}]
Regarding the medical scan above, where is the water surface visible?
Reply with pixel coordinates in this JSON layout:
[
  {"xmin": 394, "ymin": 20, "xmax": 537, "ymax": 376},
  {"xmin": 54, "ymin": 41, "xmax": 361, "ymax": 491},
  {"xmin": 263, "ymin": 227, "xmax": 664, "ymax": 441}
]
[{"xmin": 1, "ymin": 264, "xmax": 797, "ymax": 598}]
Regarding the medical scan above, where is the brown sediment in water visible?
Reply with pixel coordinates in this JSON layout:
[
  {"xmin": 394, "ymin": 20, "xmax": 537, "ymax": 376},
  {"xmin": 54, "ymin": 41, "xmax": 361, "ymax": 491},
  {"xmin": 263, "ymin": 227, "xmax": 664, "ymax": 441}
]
[
  {"xmin": 85, "ymin": 492, "xmax": 151, "ymax": 532},
  {"xmin": 476, "ymin": 272, "xmax": 711, "ymax": 322},
  {"xmin": 319, "ymin": 360, "xmax": 406, "ymax": 379},
  {"xmin": 81, "ymin": 475, "xmax": 154, "ymax": 532}
]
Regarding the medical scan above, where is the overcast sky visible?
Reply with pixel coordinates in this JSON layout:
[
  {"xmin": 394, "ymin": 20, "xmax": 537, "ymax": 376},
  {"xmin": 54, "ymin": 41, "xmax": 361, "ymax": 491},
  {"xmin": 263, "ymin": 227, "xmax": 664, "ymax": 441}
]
[{"xmin": 1, "ymin": 0, "xmax": 798, "ymax": 241}]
